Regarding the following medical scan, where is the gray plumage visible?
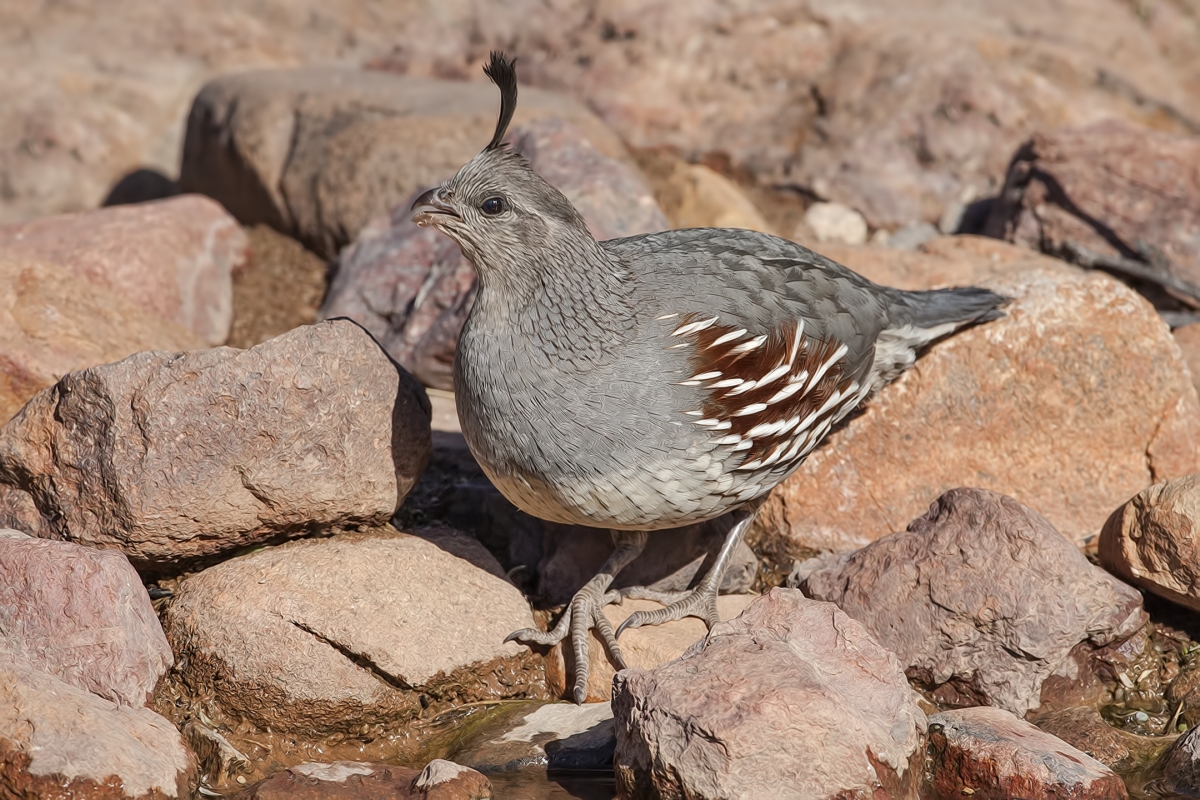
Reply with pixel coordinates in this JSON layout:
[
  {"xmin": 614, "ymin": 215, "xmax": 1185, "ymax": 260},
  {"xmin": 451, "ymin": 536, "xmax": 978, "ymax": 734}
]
[{"xmin": 412, "ymin": 51, "xmax": 1006, "ymax": 701}]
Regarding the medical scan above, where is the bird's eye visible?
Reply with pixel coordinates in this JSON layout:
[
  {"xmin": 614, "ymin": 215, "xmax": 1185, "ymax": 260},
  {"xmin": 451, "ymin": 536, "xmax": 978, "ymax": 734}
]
[{"xmin": 481, "ymin": 197, "xmax": 506, "ymax": 216}]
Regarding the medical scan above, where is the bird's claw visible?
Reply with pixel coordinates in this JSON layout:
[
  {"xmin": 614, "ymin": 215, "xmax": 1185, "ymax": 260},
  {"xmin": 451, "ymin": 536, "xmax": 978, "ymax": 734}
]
[
  {"xmin": 615, "ymin": 584, "xmax": 720, "ymax": 639},
  {"xmin": 505, "ymin": 578, "xmax": 625, "ymax": 704}
]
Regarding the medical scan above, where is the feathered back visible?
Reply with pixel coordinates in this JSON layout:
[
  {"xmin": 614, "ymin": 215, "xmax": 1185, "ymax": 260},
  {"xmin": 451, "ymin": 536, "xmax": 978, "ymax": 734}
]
[{"xmin": 483, "ymin": 52, "xmax": 518, "ymax": 151}]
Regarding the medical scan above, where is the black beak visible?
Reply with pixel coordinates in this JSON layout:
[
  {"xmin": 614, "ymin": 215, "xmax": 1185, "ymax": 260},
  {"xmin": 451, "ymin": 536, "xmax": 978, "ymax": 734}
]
[{"xmin": 411, "ymin": 187, "xmax": 458, "ymax": 226}]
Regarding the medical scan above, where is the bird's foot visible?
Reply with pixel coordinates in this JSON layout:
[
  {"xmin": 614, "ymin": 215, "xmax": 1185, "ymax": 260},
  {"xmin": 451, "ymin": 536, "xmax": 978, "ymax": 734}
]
[
  {"xmin": 505, "ymin": 574, "xmax": 625, "ymax": 704},
  {"xmin": 615, "ymin": 582, "xmax": 719, "ymax": 638}
]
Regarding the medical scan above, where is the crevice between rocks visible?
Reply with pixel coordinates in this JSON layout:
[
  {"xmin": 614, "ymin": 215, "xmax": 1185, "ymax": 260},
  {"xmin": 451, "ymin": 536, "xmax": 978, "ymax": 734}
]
[{"xmin": 288, "ymin": 619, "xmax": 414, "ymax": 692}]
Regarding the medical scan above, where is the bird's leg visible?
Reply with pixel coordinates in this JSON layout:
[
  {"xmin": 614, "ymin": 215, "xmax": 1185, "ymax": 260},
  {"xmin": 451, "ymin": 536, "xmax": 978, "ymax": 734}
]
[
  {"xmin": 615, "ymin": 503, "xmax": 759, "ymax": 638},
  {"xmin": 505, "ymin": 530, "xmax": 648, "ymax": 704}
]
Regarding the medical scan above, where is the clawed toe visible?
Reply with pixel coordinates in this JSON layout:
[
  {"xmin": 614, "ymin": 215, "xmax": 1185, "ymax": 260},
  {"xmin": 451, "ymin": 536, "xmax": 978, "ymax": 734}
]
[{"xmin": 615, "ymin": 586, "xmax": 720, "ymax": 638}]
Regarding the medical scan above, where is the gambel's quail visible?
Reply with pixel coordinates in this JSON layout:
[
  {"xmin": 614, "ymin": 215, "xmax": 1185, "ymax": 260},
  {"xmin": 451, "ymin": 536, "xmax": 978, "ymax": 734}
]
[{"xmin": 412, "ymin": 53, "xmax": 1006, "ymax": 703}]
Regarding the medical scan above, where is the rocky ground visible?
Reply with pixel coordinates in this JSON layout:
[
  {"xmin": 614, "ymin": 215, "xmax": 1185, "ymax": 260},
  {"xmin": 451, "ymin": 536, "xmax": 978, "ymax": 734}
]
[{"xmin": 3, "ymin": 1, "xmax": 1200, "ymax": 798}]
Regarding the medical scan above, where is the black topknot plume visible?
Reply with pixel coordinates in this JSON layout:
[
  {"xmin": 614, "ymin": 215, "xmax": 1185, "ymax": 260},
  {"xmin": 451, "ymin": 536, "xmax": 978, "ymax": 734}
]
[{"xmin": 483, "ymin": 51, "xmax": 518, "ymax": 151}]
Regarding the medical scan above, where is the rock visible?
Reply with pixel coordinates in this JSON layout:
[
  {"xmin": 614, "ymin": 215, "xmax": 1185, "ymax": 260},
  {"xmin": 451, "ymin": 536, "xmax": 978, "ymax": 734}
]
[
  {"xmin": 985, "ymin": 120, "xmax": 1200, "ymax": 287},
  {"xmin": 797, "ymin": 488, "xmax": 1146, "ymax": 716},
  {"xmin": 318, "ymin": 117, "xmax": 665, "ymax": 390},
  {"xmin": 231, "ymin": 759, "xmax": 491, "ymax": 800},
  {"xmin": 452, "ymin": 700, "xmax": 615, "ymax": 773},
  {"xmin": 886, "ymin": 221, "xmax": 940, "ymax": 250},
  {"xmin": 0, "ymin": 650, "xmax": 194, "ymax": 798},
  {"xmin": 1175, "ymin": 322, "xmax": 1200, "ymax": 400},
  {"xmin": 226, "ymin": 225, "xmax": 330, "ymax": 351},
  {"xmin": 656, "ymin": 162, "xmax": 774, "ymax": 233},
  {"xmin": 1032, "ymin": 707, "xmax": 1169, "ymax": 772},
  {"xmin": 0, "ymin": 252, "xmax": 203, "ymax": 425},
  {"xmin": 179, "ymin": 68, "xmax": 628, "ymax": 258},
  {"xmin": 0, "ymin": 534, "xmax": 171, "ymax": 706},
  {"xmin": 160, "ymin": 528, "xmax": 545, "ymax": 744},
  {"xmin": 1100, "ymin": 473, "xmax": 1200, "ymax": 612},
  {"xmin": 612, "ymin": 588, "xmax": 926, "ymax": 800},
  {"xmin": 547, "ymin": 595, "xmax": 758, "ymax": 704},
  {"xmin": 0, "ymin": 319, "xmax": 430, "ymax": 573},
  {"xmin": 0, "ymin": 195, "xmax": 245, "ymax": 345},
  {"xmin": 803, "ymin": 201, "xmax": 868, "ymax": 245},
  {"xmin": 755, "ymin": 243, "xmax": 1200, "ymax": 554},
  {"xmin": 1144, "ymin": 724, "xmax": 1200, "ymax": 797},
  {"xmin": 926, "ymin": 706, "xmax": 1128, "ymax": 800}
]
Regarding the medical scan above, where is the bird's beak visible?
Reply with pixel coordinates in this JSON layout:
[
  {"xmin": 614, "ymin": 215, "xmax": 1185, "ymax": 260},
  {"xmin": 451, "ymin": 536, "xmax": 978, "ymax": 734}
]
[{"xmin": 411, "ymin": 187, "xmax": 459, "ymax": 227}]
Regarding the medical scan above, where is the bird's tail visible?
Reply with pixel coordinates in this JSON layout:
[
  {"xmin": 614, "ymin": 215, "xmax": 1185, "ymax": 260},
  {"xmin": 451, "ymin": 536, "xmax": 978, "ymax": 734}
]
[{"xmin": 892, "ymin": 285, "xmax": 1008, "ymax": 333}]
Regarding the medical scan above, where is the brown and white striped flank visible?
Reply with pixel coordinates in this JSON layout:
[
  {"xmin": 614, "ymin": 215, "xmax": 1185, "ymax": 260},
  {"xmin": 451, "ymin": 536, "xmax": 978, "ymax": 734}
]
[{"xmin": 663, "ymin": 312, "xmax": 868, "ymax": 473}]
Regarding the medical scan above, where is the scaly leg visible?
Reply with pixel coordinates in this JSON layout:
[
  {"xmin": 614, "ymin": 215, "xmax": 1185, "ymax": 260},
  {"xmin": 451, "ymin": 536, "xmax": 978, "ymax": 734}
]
[
  {"xmin": 505, "ymin": 530, "xmax": 648, "ymax": 704},
  {"xmin": 615, "ymin": 503, "xmax": 759, "ymax": 638}
]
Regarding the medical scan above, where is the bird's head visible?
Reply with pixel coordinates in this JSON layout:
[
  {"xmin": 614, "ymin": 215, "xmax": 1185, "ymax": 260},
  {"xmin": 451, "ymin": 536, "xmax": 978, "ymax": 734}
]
[{"xmin": 411, "ymin": 52, "xmax": 596, "ymax": 282}]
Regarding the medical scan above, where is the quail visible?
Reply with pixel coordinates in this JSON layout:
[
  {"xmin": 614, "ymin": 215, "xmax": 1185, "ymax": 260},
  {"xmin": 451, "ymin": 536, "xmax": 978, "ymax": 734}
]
[{"xmin": 412, "ymin": 53, "xmax": 1006, "ymax": 704}]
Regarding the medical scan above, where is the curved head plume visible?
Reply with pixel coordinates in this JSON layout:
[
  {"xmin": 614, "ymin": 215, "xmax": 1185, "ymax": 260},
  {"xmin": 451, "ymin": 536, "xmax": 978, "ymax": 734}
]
[{"xmin": 483, "ymin": 52, "xmax": 518, "ymax": 151}]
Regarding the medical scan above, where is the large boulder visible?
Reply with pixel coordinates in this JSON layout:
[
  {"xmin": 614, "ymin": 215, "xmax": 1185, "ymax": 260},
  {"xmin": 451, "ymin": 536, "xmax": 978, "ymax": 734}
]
[
  {"xmin": 0, "ymin": 650, "xmax": 194, "ymax": 798},
  {"xmin": 755, "ymin": 237, "xmax": 1200, "ymax": 555},
  {"xmin": 0, "ymin": 195, "xmax": 245, "ymax": 345},
  {"xmin": 612, "ymin": 588, "xmax": 926, "ymax": 800},
  {"xmin": 0, "ymin": 530, "xmax": 171, "ymax": 707},
  {"xmin": 0, "ymin": 253, "xmax": 202, "ymax": 425},
  {"xmin": 179, "ymin": 68, "xmax": 628, "ymax": 258},
  {"xmin": 0, "ymin": 320, "xmax": 430, "ymax": 573},
  {"xmin": 319, "ymin": 117, "xmax": 666, "ymax": 389},
  {"xmin": 161, "ymin": 527, "xmax": 545, "ymax": 780},
  {"xmin": 797, "ymin": 488, "xmax": 1146, "ymax": 716},
  {"xmin": 985, "ymin": 120, "xmax": 1200, "ymax": 287},
  {"xmin": 1100, "ymin": 473, "xmax": 1200, "ymax": 612}
]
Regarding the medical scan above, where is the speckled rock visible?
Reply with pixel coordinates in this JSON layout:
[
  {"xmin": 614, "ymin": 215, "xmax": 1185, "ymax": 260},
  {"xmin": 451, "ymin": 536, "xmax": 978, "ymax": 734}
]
[
  {"xmin": 0, "ymin": 320, "xmax": 430, "ymax": 573},
  {"xmin": 613, "ymin": 588, "xmax": 926, "ymax": 800},
  {"xmin": 0, "ymin": 531, "xmax": 170, "ymax": 707},
  {"xmin": 927, "ymin": 706, "xmax": 1127, "ymax": 800},
  {"xmin": 0, "ymin": 650, "xmax": 195, "ymax": 798},
  {"xmin": 161, "ymin": 528, "xmax": 544, "ymax": 748},
  {"xmin": 319, "ymin": 117, "xmax": 666, "ymax": 390},
  {"xmin": 1100, "ymin": 473, "xmax": 1200, "ymax": 612},
  {"xmin": 0, "ymin": 195, "xmax": 244, "ymax": 345},
  {"xmin": 757, "ymin": 242, "xmax": 1200, "ymax": 555},
  {"xmin": 797, "ymin": 488, "xmax": 1146, "ymax": 716}
]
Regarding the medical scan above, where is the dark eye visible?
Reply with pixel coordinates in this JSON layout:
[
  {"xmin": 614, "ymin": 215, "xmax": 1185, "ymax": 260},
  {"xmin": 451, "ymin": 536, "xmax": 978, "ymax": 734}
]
[{"xmin": 481, "ymin": 196, "xmax": 506, "ymax": 216}]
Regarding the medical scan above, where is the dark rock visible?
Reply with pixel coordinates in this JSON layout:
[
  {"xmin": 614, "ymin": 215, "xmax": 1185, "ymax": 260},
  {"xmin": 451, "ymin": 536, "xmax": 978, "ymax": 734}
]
[
  {"xmin": 927, "ymin": 706, "xmax": 1128, "ymax": 800},
  {"xmin": 1143, "ymin": 724, "xmax": 1200, "ymax": 797},
  {"xmin": 985, "ymin": 120, "xmax": 1200, "ymax": 289},
  {"xmin": 319, "ymin": 117, "xmax": 666, "ymax": 390},
  {"xmin": 797, "ymin": 488, "xmax": 1147, "ymax": 716},
  {"xmin": 0, "ymin": 320, "xmax": 430, "ymax": 574},
  {"xmin": 0, "ymin": 531, "xmax": 171, "ymax": 706},
  {"xmin": 612, "ymin": 588, "xmax": 926, "ymax": 799}
]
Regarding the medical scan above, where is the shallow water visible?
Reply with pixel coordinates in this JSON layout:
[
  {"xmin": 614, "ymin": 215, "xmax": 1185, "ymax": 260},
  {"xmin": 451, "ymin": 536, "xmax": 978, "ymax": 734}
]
[{"xmin": 488, "ymin": 771, "xmax": 617, "ymax": 799}]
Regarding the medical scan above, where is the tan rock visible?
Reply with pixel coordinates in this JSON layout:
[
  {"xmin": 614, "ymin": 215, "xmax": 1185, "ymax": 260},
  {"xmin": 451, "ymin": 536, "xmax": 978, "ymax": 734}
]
[
  {"xmin": 180, "ymin": 67, "xmax": 628, "ymax": 257},
  {"xmin": 0, "ymin": 254, "xmax": 202, "ymax": 424},
  {"xmin": 655, "ymin": 163, "xmax": 774, "ymax": 233},
  {"xmin": 0, "ymin": 320, "xmax": 430, "ymax": 573},
  {"xmin": 0, "ymin": 195, "xmax": 245, "ymax": 345},
  {"xmin": 756, "ymin": 243, "xmax": 1200, "ymax": 554},
  {"xmin": 450, "ymin": 701, "xmax": 615, "ymax": 773},
  {"xmin": 0, "ymin": 650, "xmax": 194, "ymax": 798},
  {"xmin": 803, "ymin": 201, "xmax": 868, "ymax": 244},
  {"xmin": 612, "ymin": 588, "xmax": 926, "ymax": 800},
  {"xmin": 545, "ymin": 595, "xmax": 757, "ymax": 703},
  {"xmin": 927, "ymin": 706, "xmax": 1127, "ymax": 800},
  {"xmin": 1175, "ymin": 322, "xmax": 1200, "ymax": 400},
  {"xmin": 0, "ymin": 534, "xmax": 171, "ymax": 707},
  {"xmin": 798, "ymin": 488, "xmax": 1146, "ymax": 717},
  {"xmin": 1100, "ymin": 473, "xmax": 1200, "ymax": 612},
  {"xmin": 161, "ymin": 528, "xmax": 544, "ymax": 740},
  {"xmin": 985, "ymin": 120, "xmax": 1200, "ymax": 286}
]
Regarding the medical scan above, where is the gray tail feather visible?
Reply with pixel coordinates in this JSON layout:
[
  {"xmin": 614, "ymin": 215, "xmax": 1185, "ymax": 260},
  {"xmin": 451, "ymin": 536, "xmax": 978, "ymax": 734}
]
[{"xmin": 895, "ymin": 286, "xmax": 1009, "ymax": 330}]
